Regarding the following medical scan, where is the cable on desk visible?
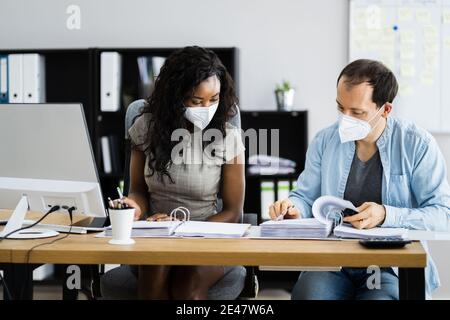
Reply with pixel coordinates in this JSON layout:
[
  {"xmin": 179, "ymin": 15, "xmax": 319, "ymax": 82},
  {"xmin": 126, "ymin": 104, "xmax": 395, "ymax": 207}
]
[
  {"xmin": 0, "ymin": 205, "xmax": 61, "ymax": 241},
  {"xmin": 18, "ymin": 206, "xmax": 76, "ymax": 300}
]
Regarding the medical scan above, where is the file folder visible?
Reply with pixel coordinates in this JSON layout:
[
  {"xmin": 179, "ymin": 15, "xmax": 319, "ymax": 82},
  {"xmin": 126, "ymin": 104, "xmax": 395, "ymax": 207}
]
[
  {"xmin": 277, "ymin": 180, "xmax": 290, "ymax": 201},
  {"xmin": 8, "ymin": 54, "xmax": 23, "ymax": 103},
  {"xmin": 101, "ymin": 136, "xmax": 112, "ymax": 174},
  {"xmin": 0, "ymin": 55, "xmax": 8, "ymax": 103},
  {"xmin": 260, "ymin": 180, "xmax": 275, "ymax": 220},
  {"xmin": 100, "ymin": 52, "xmax": 122, "ymax": 112},
  {"xmin": 23, "ymin": 53, "xmax": 46, "ymax": 103}
]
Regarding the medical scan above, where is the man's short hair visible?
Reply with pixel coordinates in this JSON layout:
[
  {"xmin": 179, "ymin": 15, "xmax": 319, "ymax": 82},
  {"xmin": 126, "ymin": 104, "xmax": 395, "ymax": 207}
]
[{"xmin": 337, "ymin": 59, "xmax": 399, "ymax": 108}]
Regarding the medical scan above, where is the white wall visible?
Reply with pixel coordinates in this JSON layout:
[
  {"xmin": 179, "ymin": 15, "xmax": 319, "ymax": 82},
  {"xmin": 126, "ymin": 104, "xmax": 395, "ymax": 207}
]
[
  {"xmin": 1, "ymin": 0, "xmax": 449, "ymax": 299},
  {"xmin": 0, "ymin": 0, "xmax": 348, "ymax": 139}
]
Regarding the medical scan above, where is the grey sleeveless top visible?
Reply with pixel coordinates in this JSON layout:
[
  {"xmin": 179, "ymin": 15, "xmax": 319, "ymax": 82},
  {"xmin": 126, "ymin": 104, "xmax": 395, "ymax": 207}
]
[{"xmin": 128, "ymin": 113, "xmax": 245, "ymax": 221}]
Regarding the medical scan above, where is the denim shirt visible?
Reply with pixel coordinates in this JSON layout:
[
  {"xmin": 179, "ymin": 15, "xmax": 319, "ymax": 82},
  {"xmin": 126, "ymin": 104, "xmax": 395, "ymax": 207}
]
[{"xmin": 289, "ymin": 116, "xmax": 450, "ymax": 297}]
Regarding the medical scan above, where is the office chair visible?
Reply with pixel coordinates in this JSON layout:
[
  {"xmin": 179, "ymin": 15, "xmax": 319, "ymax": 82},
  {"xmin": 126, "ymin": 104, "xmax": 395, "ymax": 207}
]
[{"xmin": 97, "ymin": 99, "xmax": 259, "ymax": 300}]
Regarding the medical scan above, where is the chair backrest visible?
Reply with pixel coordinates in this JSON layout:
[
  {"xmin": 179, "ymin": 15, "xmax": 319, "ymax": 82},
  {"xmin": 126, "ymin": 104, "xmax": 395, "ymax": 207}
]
[{"xmin": 123, "ymin": 100, "xmax": 243, "ymax": 220}]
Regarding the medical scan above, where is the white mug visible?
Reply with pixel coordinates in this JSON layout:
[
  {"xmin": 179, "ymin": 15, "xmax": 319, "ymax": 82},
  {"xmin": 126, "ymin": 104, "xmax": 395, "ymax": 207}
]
[{"xmin": 108, "ymin": 208, "xmax": 136, "ymax": 245}]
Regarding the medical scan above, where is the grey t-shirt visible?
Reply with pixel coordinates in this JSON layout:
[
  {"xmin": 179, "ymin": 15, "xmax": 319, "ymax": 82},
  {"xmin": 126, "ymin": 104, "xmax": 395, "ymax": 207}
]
[{"xmin": 344, "ymin": 150, "xmax": 383, "ymax": 208}]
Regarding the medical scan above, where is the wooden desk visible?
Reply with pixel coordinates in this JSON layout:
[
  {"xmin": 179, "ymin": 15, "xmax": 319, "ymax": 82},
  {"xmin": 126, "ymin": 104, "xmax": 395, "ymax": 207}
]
[{"xmin": 0, "ymin": 210, "xmax": 427, "ymax": 300}]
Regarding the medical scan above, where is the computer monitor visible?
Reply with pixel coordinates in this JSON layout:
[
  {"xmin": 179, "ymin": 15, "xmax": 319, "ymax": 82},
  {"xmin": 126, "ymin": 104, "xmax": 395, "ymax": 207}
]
[{"xmin": 0, "ymin": 103, "xmax": 107, "ymax": 238}]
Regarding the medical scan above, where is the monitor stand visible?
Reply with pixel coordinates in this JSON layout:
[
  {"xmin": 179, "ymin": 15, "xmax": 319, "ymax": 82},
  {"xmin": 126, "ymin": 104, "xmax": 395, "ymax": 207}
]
[{"xmin": 0, "ymin": 195, "xmax": 59, "ymax": 239}]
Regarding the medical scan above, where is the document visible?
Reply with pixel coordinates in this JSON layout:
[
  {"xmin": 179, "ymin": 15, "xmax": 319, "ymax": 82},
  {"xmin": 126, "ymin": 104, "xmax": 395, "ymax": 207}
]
[
  {"xmin": 260, "ymin": 195, "xmax": 408, "ymax": 240},
  {"xmin": 98, "ymin": 220, "xmax": 250, "ymax": 238}
]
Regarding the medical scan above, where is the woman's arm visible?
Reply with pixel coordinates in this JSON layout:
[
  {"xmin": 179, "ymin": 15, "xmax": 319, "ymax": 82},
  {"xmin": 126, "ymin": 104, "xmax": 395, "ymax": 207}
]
[
  {"xmin": 123, "ymin": 149, "xmax": 150, "ymax": 220},
  {"xmin": 207, "ymin": 154, "xmax": 245, "ymax": 223}
]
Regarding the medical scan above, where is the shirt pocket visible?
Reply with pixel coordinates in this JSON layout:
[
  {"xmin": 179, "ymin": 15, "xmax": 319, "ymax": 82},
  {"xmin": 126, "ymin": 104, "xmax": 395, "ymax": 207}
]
[{"xmin": 388, "ymin": 174, "xmax": 412, "ymax": 207}]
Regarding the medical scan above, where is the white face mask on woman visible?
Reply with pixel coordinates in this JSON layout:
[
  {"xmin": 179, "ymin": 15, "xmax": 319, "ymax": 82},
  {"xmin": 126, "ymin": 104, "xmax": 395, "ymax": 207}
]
[
  {"xmin": 338, "ymin": 105, "xmax": 385, "ymax": 143},
  {"xmin": 184, "ymin": 102, "xmax": 219, "ymax": 130}
]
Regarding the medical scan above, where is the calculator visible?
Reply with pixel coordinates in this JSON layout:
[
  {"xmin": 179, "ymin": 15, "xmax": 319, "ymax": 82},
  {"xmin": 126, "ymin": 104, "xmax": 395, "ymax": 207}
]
[{"xmin": 359, "ymin": 237, "xmax": 412, "ymax": 249}]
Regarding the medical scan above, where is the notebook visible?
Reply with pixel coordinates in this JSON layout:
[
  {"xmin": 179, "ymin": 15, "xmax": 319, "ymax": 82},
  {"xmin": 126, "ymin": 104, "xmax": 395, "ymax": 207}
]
[{"xmin": 260, "ymin": 195, "xmax": 408, "ymax": 240}]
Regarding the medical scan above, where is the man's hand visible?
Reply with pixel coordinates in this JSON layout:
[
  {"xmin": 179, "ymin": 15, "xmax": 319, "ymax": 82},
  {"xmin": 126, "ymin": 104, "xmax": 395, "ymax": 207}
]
[
  {"xmin": 343, "ymin": 202, "xmax": 386, "ymax": 229},
  {"xmin": 269, "ymin": 198, "xmax": 300, "ymax": 220}
]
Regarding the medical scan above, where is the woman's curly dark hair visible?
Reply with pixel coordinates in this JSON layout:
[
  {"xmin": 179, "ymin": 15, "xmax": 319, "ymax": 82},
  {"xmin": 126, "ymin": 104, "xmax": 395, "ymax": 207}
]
[{"xmin": 140, "ymin": 46, "xmax": 238, "ymax": 182}]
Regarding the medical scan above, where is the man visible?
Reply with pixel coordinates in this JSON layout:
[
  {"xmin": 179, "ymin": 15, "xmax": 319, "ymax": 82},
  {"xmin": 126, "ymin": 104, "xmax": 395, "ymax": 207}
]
[{"xmin": 269, "ymin": 59, "xmax": 450, "ymax": 300}]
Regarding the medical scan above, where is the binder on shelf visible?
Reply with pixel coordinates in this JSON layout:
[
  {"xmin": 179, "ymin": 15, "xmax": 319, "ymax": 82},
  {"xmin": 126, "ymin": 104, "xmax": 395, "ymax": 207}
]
[
  {"xmin": 137, "ymin": 55, "xmax": 166, "ymax": 99},
  {"xmin": 109, "ymin": 135, "xmax": 121, "ymax": 173},
  {"xmin": 277, "ymin": 180, "xmax": 290, "ymax": 201},
  {"xmin": 8, "ymin": 54, "xmax": 23, "ymax": 103},
  {"xmin": 100, "ymin": 52, "xmax": 122, "ymax": 112},
  {"xmin": 290, "ymin": 180, "xmax": 298, "ymax": 191},
  {"xmin": 152, "ymin": 56, "xmax": 166, "ymax": 78},
  {"xmin": 0, "ymin": 55, "xmax": 8, "ymax": 103},
  {"xmin": 260, "ymin": 180, "xmax": 275, "ymax": 220},
  {"xmin": 23, "ymin": 53, "xmax": 46, "ymax": 103},
  {"xmin": 101, "ymin": 136, "xmax": 112, "ymax": 174},
  {"xmin": 100, "ymin": 135, "xmax": 121, "ymax": 174}
]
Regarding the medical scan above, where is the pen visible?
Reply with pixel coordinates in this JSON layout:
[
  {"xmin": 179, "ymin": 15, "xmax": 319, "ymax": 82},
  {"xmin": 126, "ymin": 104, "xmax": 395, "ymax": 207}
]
[
  {"xmin": 107, "ymin": 197, "xmax": 114, "ymax": 209},
  {"xmin": 276, "ymin": 205, "xmax": 295, "ymax": 221},
  {"xmin": 117, "ymin": 187, "xmax": 124, "ymax": 200}
]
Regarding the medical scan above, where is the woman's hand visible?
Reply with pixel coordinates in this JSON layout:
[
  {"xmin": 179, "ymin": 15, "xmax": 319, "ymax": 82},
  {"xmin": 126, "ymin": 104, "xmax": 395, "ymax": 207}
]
[
  {"xmin": 146, "ymin": 213, "xmax": 174, "ymax": 221},
  {"xmin": 119, "ymin": 197, "xmax": 142, "ymax": 221},
  {"xmin": 269, "ymin": 198, "xmax": 300, "ymax": 220}
]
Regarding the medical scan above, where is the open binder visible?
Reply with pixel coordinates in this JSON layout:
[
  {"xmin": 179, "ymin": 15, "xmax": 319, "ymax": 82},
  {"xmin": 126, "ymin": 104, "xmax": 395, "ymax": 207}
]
[
  {"xmin": 260, "ymin": 195, "xmax": 408, "ymax": 240},
  {"xmin": 102, "ymin": 207, "xmax": 251, "ymax": 238}
]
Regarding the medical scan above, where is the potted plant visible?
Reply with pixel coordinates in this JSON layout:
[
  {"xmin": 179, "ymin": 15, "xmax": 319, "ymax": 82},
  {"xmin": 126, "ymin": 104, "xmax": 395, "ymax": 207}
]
[{"xmin": 275, "ymin": 80, "xmax": 295, "ymax": 111}]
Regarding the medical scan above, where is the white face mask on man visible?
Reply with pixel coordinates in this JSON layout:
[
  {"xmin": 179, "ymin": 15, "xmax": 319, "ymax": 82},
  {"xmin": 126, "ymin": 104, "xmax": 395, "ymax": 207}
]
[
  {"xmin": 184, "ymin": 102, "xmax": 219, "ymax": 130},
  {"xmin": 338, "ymin": 105, "xmax": 385, "ymax": 143}
]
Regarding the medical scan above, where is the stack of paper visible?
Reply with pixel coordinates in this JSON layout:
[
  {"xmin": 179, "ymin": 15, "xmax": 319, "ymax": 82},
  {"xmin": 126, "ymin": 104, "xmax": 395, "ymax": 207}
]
[
  {"xmin": 333, "ymin": 224, "xmax": 409, "ymax": 240},
  {"xmin": 247, "ymin": 154, "xmax": 296, "ymax": 175},
  {"xmin": 260, "ymin": 218, "xmax": 333, "ymax": 238}
]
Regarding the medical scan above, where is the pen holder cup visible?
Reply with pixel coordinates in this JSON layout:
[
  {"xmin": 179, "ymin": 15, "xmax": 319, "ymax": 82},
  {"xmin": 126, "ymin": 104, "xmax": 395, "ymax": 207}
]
[{"xmin": 108, "ymin": 208, "xmax": 136, "ymax": 245}]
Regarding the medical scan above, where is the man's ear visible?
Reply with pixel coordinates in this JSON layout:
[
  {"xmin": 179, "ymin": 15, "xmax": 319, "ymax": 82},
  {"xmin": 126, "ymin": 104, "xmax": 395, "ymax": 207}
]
[{"xmin": 383, "ymin": 102, "xmax": 393, "ymax": 116}]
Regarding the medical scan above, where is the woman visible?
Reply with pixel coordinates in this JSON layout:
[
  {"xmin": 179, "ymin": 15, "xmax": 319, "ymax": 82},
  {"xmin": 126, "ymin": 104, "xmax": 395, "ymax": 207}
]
[{"xmin": 121, "ymin": 46, "xmax": 245, "ymax": 299}]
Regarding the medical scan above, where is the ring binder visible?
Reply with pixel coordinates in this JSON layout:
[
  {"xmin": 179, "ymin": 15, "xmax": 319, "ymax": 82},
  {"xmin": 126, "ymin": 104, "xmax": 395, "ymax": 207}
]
[{"xmin": 169, "ymin": 206, "xmax": 191, "ymax": 221}]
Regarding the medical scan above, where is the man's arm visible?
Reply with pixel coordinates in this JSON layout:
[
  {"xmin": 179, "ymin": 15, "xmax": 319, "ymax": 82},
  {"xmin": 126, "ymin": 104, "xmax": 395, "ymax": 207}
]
[{"xmin": 381, "ymin": 137, "xmax": 450, "ymax": 231}]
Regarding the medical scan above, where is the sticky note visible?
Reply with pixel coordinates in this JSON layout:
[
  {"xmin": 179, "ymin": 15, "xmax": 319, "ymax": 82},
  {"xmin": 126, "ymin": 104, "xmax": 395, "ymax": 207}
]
[
  {"xmin": 423, "ymin": 25, "xmax": 438, "ymax": 40},
  {"xmin": 400, "ymin": 84, "xmax": 413, "ymax": 96},
  {"xmin": 401, "ymin": 64, "xmax": 416, "ymax": 77},
  {"xmin": 421, "ymin": 76, "xmax": 434, "ymax": 86},
  {"xmin": 381, "ymin": 29, "xmax": 396, "ymax": 44},
  {"xmin": 416, "ymin": 8, "xmax": 432, "ymax": 24},
  {"xmin": 400, "ymin": 30, "xmax": 415, "ymax": 44},
  {"xmin": 381, "ymin": 57, "xmax": 395, "ymax": 70},
  {"xmin": 398, "ymin": 7, "xmax": 414, "ymax": 22},
  {"xmin": 444, "ymin": 36, "xmax": 450, "ymax": 49},
  {"xmin": 424, "ymin": 43, "xmax": 439, "ymax": 54},
  {"xmin": 400, "ymin": 47, "xmax": 415, "ymax": 60},
  {"xmin": 421, "ymin": 72, "xmax": 434, "ymax": 86},
  {"xmin": 424, "ymin": 53, "xmax": 438, "ymax": 68},
  {"xmin": 365, "ymin": 4, "xmax": 382, "ymax": 30},
  {"xmin": 354, "ymin": 9, "xmax": 367, "ymax": 26},
  {"xmin": 443, "ymin": 9, "xmax": 450, "ymax": 24}
]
